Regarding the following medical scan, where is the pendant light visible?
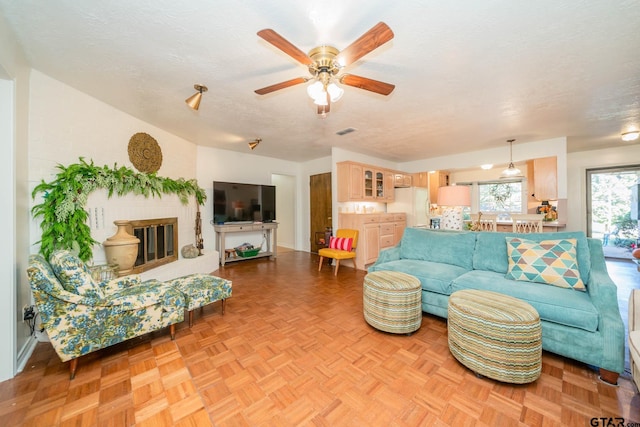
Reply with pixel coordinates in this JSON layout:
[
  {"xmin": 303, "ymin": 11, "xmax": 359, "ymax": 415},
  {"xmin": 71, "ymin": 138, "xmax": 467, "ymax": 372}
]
[{"xmin": 501, "ymin": 139, "xmax": 522, "ymax": 178}]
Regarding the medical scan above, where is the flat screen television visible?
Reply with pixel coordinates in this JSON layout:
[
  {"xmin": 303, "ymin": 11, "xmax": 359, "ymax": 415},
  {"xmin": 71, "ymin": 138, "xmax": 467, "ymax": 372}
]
[{"xmin": 213, "ymin": 181, "xmax": 276, "ymax": 224}]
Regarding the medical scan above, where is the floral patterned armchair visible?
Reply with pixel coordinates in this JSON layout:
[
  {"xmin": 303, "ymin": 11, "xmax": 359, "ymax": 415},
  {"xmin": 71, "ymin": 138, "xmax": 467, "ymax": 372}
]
[{"xmin": 27, "ymin": 250, "xmax": 185, "ymax": 379}]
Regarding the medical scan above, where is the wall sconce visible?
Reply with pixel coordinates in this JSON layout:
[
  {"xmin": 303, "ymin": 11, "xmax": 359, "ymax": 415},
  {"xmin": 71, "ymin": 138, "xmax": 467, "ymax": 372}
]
[
  {"xmin": 248, "ymin": 138, "xmax": 261, "ymax": 150},
  {"xmin": 185, "ymin": 84, "xmax": 208, "ymax": 110}
]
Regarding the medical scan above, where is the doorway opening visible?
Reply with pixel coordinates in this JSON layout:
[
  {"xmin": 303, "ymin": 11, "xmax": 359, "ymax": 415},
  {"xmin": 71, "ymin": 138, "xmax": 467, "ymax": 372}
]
[
  {"xmin": 586, "ymin": 166, "xmax": 640, "ymax": 259},
  {"xmin": 272, "ymin": 174, "xmax": 296, "ymax": 251}
]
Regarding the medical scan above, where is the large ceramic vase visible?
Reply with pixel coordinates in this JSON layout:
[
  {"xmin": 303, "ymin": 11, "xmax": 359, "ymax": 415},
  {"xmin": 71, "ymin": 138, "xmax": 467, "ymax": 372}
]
[{"xmin": 103, "ymin": 220, "xmax": 140, "ymax": 276}]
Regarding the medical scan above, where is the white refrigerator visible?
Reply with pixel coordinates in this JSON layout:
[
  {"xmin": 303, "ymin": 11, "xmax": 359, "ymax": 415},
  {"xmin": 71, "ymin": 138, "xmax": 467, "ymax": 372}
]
[{"xmin": 387, "ymin": 187, "xmax": 430, "ymax": 227}]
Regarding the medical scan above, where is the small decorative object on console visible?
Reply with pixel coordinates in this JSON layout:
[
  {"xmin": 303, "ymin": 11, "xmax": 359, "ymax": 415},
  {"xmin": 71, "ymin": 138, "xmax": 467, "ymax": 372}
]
[{"xmin": 235, "ymin": 242, "xmax": 261, "ymax": 258}]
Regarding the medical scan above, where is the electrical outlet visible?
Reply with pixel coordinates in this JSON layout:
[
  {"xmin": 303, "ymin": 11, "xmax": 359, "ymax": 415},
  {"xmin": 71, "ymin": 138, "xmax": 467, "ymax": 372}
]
[{"xmin": 23, "ymin": 305, "xmax": 35, "ymax": 322}]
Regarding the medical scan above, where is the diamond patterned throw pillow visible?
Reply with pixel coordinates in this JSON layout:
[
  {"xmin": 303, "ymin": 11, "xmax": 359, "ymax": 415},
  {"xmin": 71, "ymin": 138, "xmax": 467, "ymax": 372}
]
[{"xmin": 505, "ymin": 237, "xmax": 586, "ymax": 291}]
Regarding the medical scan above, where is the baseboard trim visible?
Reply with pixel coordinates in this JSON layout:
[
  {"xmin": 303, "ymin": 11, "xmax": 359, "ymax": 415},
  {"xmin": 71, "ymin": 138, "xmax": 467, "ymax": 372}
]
[{"xmin": 16, "ymin": 335, "xmax": 37, "ymax": 375}]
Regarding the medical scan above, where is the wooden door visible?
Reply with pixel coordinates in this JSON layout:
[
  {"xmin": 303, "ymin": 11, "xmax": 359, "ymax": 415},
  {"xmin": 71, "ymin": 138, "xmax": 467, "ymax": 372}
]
[{"xmin": 310, "ymin": 172, "xmax": 332, "ymax": 254}]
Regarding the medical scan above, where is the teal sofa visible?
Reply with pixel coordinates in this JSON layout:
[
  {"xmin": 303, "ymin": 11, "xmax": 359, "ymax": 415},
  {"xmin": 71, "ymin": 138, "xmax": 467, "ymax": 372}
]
[{"xmin": 368, "ymin": 227, "xmax": 625, "ymax": 384}]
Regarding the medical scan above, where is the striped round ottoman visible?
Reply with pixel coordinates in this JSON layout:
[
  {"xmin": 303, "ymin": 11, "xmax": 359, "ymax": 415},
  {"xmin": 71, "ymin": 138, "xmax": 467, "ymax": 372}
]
[
  {"xmin": 447, "ymin": 289, "xmax": 542, "ymax": 384},
  {"xmin": 363, "ymin": 271, "xmax": 422, "ymax": 334}
]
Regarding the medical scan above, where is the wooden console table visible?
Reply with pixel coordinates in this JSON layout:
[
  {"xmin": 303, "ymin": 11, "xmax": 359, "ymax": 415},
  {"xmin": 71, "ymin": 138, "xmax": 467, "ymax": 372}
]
[{"xmin": 214, "ymin": 222, "xmax": 278, "ymax": 266}]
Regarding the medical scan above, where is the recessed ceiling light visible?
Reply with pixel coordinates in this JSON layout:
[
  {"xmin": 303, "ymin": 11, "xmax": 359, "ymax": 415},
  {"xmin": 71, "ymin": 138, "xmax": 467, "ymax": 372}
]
[
  {"xmin": 621, "ymin": 130, "xmax": 640, "ymax": 142},
  {"xmin": 481, "ymin": 164, "xmax": 493, "ymax": 170}
]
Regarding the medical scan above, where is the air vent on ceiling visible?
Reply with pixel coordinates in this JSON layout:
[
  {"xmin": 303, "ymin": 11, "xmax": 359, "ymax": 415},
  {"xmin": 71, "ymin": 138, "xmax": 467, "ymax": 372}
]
[{"xmin": 336, "ymin": 127, "xmax": 357, "ymax": 136}]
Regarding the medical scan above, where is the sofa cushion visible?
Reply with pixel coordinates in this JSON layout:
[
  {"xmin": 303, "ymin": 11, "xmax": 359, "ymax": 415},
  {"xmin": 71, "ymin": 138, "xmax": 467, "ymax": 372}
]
[
  {"xmin": 368, "ymin": 259, "xmax": 468, "ymax": 295},
  {"xmin": 451, "ymin": 270, "xmax": 599, "ymax": 332},
  {"xmin": 472, "ymin": 231, "xmax": 591, "ymax": 283},
  {"xmin": 399, "ymin": 228, "xmax": 476, "ymax": 270},
  {"xmin": 49, "ymin": 250, "xmax": 105, "ymax": 299},
  {"xmin": 505, "ymin": 237, "xmax": 586, "ymax": 291}
]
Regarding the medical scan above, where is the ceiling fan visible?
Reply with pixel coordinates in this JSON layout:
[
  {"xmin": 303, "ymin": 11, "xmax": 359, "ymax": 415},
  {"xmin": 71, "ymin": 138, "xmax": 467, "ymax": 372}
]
[{"xmin": 255, "ymin": 22, "xmax": 395, "ymax": 115}]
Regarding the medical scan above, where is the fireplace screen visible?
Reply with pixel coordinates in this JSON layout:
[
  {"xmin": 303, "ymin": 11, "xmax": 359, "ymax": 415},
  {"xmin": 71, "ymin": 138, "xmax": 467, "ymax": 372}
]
[{"xmin": 128, "ymin": 217, "xmax": 178, "ymax": 274}]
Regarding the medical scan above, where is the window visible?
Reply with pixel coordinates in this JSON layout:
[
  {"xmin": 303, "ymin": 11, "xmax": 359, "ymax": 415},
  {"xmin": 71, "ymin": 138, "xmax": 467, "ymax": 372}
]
[{"xmin": 478, "ymin": 181, "xmax": 523, "ymax": 213}]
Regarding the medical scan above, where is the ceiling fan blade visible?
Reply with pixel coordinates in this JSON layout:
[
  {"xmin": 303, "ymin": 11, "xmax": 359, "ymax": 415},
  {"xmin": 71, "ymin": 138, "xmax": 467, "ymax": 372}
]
[
  {"xmin": 340, "ymin": 74, "xmax": 395, "ymax": 96},
  {"xmin": 257, "ymin": 29, "xmax": 314, "ymax": 66},
  {"xmin": 336, "ymin": 22, "xmax": 394, "ymax": 67},
  {"xmin": 255, "ymin": 77, "xmax": 308, "ymax": 95}
]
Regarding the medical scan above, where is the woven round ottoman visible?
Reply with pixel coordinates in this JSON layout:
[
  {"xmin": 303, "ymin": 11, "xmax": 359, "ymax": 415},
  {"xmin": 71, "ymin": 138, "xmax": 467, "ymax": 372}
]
[
  {"xmin": 363, "ymin": 271, "xmax": 422, "ymax": 334},
  {"xmin": 447, "ymin": 289, "xmax": 542, "ymax": 384}
]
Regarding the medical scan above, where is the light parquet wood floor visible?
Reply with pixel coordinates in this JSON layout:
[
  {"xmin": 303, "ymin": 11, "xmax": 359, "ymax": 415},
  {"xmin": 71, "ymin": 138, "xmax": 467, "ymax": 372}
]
[{"xmin": 2, "ymin": 251, "xmax": 639, "ymax": 426}]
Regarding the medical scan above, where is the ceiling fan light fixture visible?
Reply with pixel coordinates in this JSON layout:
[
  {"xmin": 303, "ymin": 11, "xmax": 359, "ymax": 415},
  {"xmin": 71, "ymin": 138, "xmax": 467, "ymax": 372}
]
[
  {"xmin": 308, "ymin": 80, "xmax": 342, "ymax": 105},
  {"xmin": 326, "ymin": 83, "xmax": 343, "ymax": 102},
  {"xmin": 307, "ymin": 81, "xmax": 324, "ymax": 100},
  {"xmin": 621, "ymin": 130, "xmax": 640, "ymax": 141},
  {"xmin": 313, "ymin": 96, "xmax": 329, "ymax": 106},
  {"xmin": 185, "ymin": 84, "xmax": 208, "ymax": 110},
  {"xmin": 255, "ymin": 23, "xmax": 395, "ymax": 114}
]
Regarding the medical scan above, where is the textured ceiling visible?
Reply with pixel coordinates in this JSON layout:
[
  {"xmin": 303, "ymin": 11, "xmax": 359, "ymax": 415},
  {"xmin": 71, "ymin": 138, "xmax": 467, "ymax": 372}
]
[{"xmin": 1, "ymin": 0, "xmax": 639, "ymax": 162}]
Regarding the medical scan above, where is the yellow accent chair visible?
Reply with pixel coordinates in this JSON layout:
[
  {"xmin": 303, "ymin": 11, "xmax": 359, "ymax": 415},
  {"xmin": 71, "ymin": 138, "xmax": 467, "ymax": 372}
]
[{"xmin": 318, "ymin": 229, "xmax": 359, "ymax": 276}]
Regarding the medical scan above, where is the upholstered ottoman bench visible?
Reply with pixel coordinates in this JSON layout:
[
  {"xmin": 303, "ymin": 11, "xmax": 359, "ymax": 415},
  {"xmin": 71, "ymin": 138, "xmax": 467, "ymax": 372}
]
[
  {"xmin": 448, "ymin": 289, "xmax": 542, "ymax": 384},
  {"xmin": 363, "ymin": 270, "xmax": 422, "ymax": 334},
  {"xmin": 168, "ymin": 274, "xmax": 232, "ymax": 327}
]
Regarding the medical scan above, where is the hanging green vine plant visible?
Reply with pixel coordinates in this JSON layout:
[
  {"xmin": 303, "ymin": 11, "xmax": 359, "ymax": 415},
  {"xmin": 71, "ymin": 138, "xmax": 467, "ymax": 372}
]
[{"xmin": 31, "ymin": 157, "xmax": 206, "ymax": 262}]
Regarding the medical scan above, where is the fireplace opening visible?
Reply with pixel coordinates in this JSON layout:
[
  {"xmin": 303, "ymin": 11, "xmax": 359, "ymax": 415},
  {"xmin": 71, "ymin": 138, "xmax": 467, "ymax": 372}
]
[{"xmin": 127, "ymin": 217, "xmax": 178, "ymax": 274}]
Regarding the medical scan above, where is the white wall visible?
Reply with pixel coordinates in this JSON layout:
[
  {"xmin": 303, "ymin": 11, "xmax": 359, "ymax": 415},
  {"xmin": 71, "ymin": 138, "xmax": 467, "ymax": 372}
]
[
  {"xmin": 299, "ymin": 156, "xmax": 332, "ymax": 251},
  {"xmin": 272, "ymin": 174, "xmax": 295, "ymax": 249},
  {"xmin": 28, "ymin": 71, "xmax": 205, "ymax": 268},
  {"xmin": 195, "ymin": 147, "xmax": 306, "ymax": 252},
  {"xmin": 0, "ymin": 14, "xmax": 33, "ymax": 381}
]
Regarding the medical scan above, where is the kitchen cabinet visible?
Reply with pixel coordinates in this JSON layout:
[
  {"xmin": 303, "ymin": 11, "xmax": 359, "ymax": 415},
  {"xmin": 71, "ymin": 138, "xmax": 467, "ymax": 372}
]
[
  {"xmin": 379, "ymin": 215, "xmax": 395, "ymax": 250},
  {"xmin": 531, "ymin": 156, "xmax": 557, "ymax": 201},
  {"xmin": 393, "ymin": 173, "xmax": 412, "ymax": 188},
  {"xmin": 393, "ymin": 215, "xmax": 407, "ymax": 244},
  {"xmin": 339, "ymin": 212, "xmax": 407, "ymax": 270},
  {"xmin": 428, "ymin": 171, "xmax": 450, "ymax": 204},
  {"xmin": 363, "ymin": 223, "xmax": 380, "ymax": 264},
  {"xmin": 337, "ymin": 162, "xmax": 364, "ymax": 201},
  {"xmin": 412, "ymin": 172, "xmax": 429, "ymax": 188},
  {"xmin": 337, "ymin": 161, "xmax": 395, "ymax": 202},
  {"xmin": 384, "ymin": 171, "xmax": 395, "ymax": 201}
]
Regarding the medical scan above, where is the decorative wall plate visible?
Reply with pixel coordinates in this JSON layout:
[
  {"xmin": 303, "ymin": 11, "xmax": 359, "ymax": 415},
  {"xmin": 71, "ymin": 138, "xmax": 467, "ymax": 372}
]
[{"xmin": 128, "ymin": 132, "xmax": 162, "ymax": 173}]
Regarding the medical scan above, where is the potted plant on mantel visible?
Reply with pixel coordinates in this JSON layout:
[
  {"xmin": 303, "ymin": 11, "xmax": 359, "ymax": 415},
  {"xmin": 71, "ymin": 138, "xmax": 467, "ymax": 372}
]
[{"xmin": 31, "ymin": 157, "xmax": 206, "ymax": 262}]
